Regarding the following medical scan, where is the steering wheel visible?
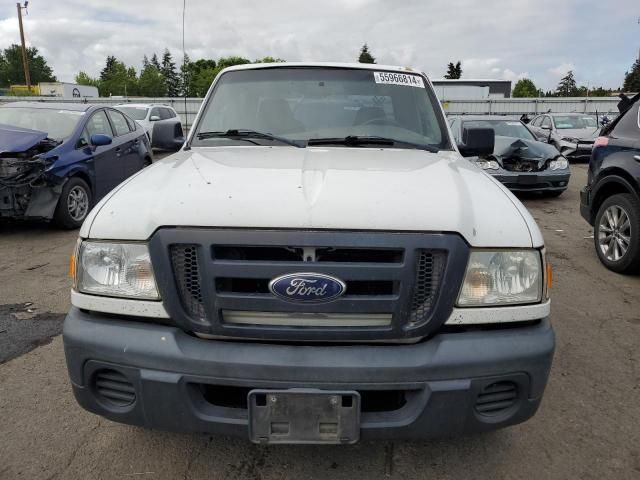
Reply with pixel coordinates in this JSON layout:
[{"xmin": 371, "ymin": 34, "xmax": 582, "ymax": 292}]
[{"xmin": 360, "ymin": 117, "xmax": 402, "ymax": 127}]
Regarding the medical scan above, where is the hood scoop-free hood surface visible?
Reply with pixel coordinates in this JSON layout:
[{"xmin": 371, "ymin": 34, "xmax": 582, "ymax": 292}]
[{"xmin": 86, "ymin": 146, "xmax": 536, "ymax": 248}]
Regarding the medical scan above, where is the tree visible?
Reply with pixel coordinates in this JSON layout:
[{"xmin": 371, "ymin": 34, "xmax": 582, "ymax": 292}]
[
  {"xmin": 150, "ymin": 53, "xmax": 161, "ymax": 70},
  {"xmin": 189, "ymin": 56, "xmax": 251, "ymax": 97},
  {"xmin": 98, "ymin": 56, "xmax": 138, "ymax": 96},
  {"xmin": 255, "ymin": 56, "xmax": 285, "ymax": 63},
  {"xmin": 0, "ymin": 44, "xmax": 56, "ymax": 87},
  {"xmin": 623, "ymin": 58, "xmax": 640, "ymax": 93},
  {"xmin": 358, "ymin": 44, "xmax": 376, "ymax": 64},
  {"xmin": 75, "ymin": 71, "xmax": 99, "ymax": 88},
  {"xmin": 161, "ymin": 49, "xmax": 180, "ymax": 97},
  {"xmin": 512, "ymin": 78, "xmax": 538, "ymax": 97},
  {"xmin": 555, "ymin": 70, "xmax": 578, "ymax": 97},
  {"xmin": 181, "ymin": 56, "xmax": 217, "ymax": 96},
  {"xmin": 444, "ymin": 61, "xmax": 462, "ymax": 79},
  {"xmin": 138, "ymin": 63, "xmax": 166, "ymax": 97}
]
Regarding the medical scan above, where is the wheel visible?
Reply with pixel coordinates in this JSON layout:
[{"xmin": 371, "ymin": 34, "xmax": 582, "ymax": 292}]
[
  {"xmin": 53, "ymin": 177, "xmax": 92, "ymax": 229},
  {"xmin": 593, "ymin": 193, "xmax": 640, "ymax": 274}
]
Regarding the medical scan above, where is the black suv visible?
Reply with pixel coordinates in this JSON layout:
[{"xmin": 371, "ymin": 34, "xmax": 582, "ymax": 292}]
[{"xmin": 581, "ymin": 94, "xmax": 640, "ymax": 273}]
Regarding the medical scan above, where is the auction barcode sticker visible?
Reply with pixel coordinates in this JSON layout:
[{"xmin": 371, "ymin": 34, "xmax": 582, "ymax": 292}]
[{"xmin": 373, "ymin": 71, "xmax": 425, "ymax": 88}]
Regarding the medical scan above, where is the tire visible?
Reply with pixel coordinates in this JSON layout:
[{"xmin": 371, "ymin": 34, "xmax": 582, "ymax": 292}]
[
  {"xmin": 53, "ymin": 177, "xmax": 92, "ymax": 229},
  {"xmin": 593, "ymin": 193, "xmax": 640, "ymax": 274}
]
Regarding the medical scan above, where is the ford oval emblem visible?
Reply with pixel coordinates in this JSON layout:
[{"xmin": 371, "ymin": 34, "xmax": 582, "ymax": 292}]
[{"xmin": 269, "ymin": 273, "xmax": 347, "ymax": 303}]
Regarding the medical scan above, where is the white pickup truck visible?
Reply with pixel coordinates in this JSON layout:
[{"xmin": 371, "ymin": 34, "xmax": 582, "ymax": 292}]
[{"xmin": 64, "ymin": 63, "xmax": 554, "ymax": 444}]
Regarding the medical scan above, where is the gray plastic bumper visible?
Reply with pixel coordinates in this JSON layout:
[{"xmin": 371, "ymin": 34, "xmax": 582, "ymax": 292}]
[{"xmin": 63, "ymin": 308, "xmax": 555, "ymax": 440}]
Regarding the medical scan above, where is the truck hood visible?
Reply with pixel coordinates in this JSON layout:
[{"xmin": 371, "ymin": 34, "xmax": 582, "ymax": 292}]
[
  {"xmin": 0, "ymin": 124, "xmax": 48, "ymax": 154},
  {"xmin": 84, "ymin": 146, "xmax": 541, "ymax": 248}
]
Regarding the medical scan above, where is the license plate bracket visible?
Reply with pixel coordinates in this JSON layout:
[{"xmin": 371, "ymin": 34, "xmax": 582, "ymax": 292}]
[{"xmin": 248, "ymin": 389, "xmax": 360, "ymax": 444}]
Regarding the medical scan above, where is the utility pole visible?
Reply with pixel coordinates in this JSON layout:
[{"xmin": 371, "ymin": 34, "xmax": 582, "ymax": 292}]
[{"xmin": 16, "ymin": 2, "xmax": 31, "ymax": 90}]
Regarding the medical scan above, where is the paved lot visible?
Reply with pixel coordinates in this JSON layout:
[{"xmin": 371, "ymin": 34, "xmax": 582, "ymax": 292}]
[{"xmin": 1, "ymin": 164, "xmax": 639, "ymax": 480}]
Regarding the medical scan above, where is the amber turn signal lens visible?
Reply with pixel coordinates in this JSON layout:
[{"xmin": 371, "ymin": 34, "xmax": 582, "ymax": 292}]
[
  {"xmin": 546, "ymin": 263, "xmax": 553, "ymax": 294},
  {"xmin": 69, "ymin": 254, "xmax": 76, "ymax": 281}
]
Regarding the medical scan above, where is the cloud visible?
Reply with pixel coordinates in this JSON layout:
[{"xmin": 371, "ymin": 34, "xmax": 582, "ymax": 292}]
[
  {"xmin": 548, "ymin": 62, "xmax": 575, "ymax": 77},
  {"xmin": 0, "ymin": 0, "xmax": 636, "ymax": 90}
]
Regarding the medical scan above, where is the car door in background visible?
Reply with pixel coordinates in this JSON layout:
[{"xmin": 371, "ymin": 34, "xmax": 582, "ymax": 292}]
[
  {"xmin": 106, "ymin": 108, "xmax": 145, "ymax": 178},
  {"xmin": 85, "ymin": 109, "xmax": 122, "ymax": 199}
]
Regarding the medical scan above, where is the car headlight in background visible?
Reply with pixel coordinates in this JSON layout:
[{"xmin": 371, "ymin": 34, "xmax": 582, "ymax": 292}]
[
  {"xmin": 74, "ymin": 241, "xmax": 160, "ymax": 300},
  {"xmin": 549, "ymin": 157, "xmax": 569, "ymax": 170},
  {"xmin": 561, "ymin": 137, "xmax": 579, "ymax": 143},
  {"xmin": 475, "ymin": 160, "xmax": 500, "ymax": 170},
  {"xmin": 457, "ymin": 250, "xmax": 543, "ymax": 306}
]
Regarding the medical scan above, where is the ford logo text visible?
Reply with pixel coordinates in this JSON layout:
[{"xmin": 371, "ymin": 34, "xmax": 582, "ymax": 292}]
[{"xmin": 269, "ymin": 273, "xmax": 347, "ymax": 303}]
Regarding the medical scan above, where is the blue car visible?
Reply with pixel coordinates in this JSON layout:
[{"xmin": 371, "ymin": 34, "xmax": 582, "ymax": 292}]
[{"xmin": 0, "ymin": 102, "xmax": 152, "ymax": 228}]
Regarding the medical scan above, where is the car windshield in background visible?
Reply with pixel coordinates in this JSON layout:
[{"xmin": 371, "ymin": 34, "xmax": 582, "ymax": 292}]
[
  {"xmin": 117, "ymin": 106, "xmax": 148, "ymax": 121},
  {"xmin": 0, "ymin": 107, "xmax": 83, "ymax": 141},
  {"xmin": 553, "ymin": 115, "xmax": 597, "ymax": 129},
  {"xmin": 462, "ymin": 120, "xmax": 535, "ymax": 141},
  {"xmin": 192, "ymin": 68, "xmax": 449, "ymax": 151}
]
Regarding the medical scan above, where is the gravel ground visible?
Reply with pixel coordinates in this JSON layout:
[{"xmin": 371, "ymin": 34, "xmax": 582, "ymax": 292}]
[{"xmin": 0, "ymin": 163, "xmax": 638, "ymax": 480}]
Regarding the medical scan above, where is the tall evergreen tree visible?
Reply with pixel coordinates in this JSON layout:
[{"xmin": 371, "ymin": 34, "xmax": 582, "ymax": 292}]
[
  {"xmin": 161, "ymin": 49, "xmax": 180, "ymax": 97},
  {"xmin": 555, "ymin": 70, "xmax": 578, "ymax": 97},
  {"xmin": 444, "ymin": 61, "xmax": 462, "ymax": 79},
  {"xmin": 138, "ymin": 63, "xmax": 166, "ymax": 97},
  {"xmin": 150, "ymin": 53, "xmax": 161, "ymax": 70},
  {"xmin": 358, "ymin": 44, "xmax": 376, "ymax": 64},
  {"xmin": 623, "ymin": 58, "xmax": 640, "ymax": 93}
]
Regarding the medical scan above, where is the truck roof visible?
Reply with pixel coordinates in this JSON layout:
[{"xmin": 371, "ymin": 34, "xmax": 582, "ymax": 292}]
[{"xmin": 220, "ymin": 62, "xmax": 426, "ymax": 76}]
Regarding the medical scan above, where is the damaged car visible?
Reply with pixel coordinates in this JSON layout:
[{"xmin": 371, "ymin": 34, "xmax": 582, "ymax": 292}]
[
  {"xmin": 527, "ymin": 113, "xmax": 600, "ymax": 162},
  {"xmin": 0, "ymin": 102, "xmax": 152, "ymax": 228},
  {"xmin": 449, "ymin": 115, "xmax": 570, "ymax": 196}
]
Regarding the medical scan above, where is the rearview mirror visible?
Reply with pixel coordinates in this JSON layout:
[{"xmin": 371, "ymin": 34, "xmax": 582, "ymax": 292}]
[
  {"xmin": 458, "ymin": 127, "xmax": 495, "ymax": 157},
  {"xmin": 90, "ymin": 133, "xmax": 112, "ymax": 147},
  {"xmin": 149, "ymin": 115, "xmax": 161, "ymax": 121}
]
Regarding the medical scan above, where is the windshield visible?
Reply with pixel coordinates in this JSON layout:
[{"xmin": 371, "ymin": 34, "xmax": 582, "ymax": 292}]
[
  {"xmin": 192, "ymin": 67, "xmax": 450, "ymax": 150},
  {"xmin": 553, "ymin": 115, "xmax": 597, "ymax": 130},
  {"xmin": 461, "ymin": 119, "xmax": 535, "ymax": 141},
  {"xmin": 0, "ymin": 107, "xmax": 83, "ymax": 141},
  {"xmin": 117, "ymin": 106, "xmax": 148, "ymax": 121}
]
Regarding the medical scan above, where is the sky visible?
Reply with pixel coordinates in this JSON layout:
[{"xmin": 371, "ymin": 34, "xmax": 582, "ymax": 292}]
[{"xmin": 0, "ymin": 0, "xmax": 638, "ymax": 91}]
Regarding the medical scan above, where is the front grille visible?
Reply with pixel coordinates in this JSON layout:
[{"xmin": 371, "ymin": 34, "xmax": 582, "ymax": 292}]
[
  {"xmin": 501, "ymin": 160, "xmax": 545, "ymax": 172},
  {"xmin": 171, "ymin": 245, "xmax": 206, "ymax": 321},
  {"xmin": 93, "ymin": 369, "xmax": 136, "ymax": 407},
  {"xmin": 154, "ymin": 230, "xmax": 467, "ymax": 341},
  {"xmin": 409, "ymin": 251, "xmax": 446, "ymax": 326},
  {"xmin": 475, "ymin": 381, "xmax": 518, "ymax": 416}
]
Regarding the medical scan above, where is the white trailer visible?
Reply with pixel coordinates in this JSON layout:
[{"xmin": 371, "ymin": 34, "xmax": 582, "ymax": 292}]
[{"xmin": 38, "ymin": 82, "xmax": 99, "ymax": 99}]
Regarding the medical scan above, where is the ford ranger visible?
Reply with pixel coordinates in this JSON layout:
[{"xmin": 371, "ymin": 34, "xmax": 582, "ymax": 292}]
[{"xmin": 64, "ymin": 63, "xmax": 554, "ymax": 444}]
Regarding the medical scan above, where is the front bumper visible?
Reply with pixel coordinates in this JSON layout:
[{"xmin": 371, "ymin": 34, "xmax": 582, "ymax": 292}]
[
  {"xmin": 490, "ymin": 170, "xmax": 570, "ymax": 192},
  {"xmin": 559, "ymin": 142, "xmax": 593, "ymax": 162},
  {"xmin": 63, "ymin": 308, "xmax": 555, "ymax": 441}
]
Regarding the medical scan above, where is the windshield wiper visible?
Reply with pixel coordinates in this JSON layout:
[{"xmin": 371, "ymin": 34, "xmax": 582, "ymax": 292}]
[
  {"xmin": 307, "ymin": 136, "xmax": 439, "ymax": 152},
  {"xmin": 196, "ymin": 129, "xmax": 302, "ymax": 148}
]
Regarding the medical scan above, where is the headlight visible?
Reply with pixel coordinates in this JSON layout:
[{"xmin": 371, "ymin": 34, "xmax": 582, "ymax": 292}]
[
  {"xmin": 561, "ymin": 137, "xmax": 579, "ymax": 143},
  {"xmin": 476, "ymin": 160, "xmax": 500, "ymax": 170},
  {"xmin": 76, "ymin": 241, "xmax": 160, "ymax": 300},
  {"xmin": 549, "ymin": 157, "xmax": 569, "ymax": 170},
  {"xmin": 457, "ymin": 250, "xmax": 542, "ymax": 306}
]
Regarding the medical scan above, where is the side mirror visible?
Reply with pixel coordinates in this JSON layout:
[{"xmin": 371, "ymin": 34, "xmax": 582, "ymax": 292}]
[
  {"xmin": 458, "ymin": 127, "xmax": 495, "ymax": 157},
  {"xmin": 149, "ymin": 115, "xmax": 161, "ymax": 121},
  {"xmin": 90, "ymin": 133, "xmax": 112, "ymax": 147},
  {"xmin": 151, "ymin": 119, "xmax": 185, "ymax": 151}
]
